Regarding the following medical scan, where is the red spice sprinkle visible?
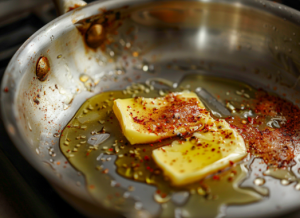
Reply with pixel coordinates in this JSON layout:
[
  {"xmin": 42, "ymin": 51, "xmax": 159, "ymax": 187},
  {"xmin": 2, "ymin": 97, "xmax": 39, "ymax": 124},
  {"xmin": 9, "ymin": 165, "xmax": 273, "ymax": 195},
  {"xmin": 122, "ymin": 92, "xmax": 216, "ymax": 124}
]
[
  {"xmin": 229, "ymin": 161, "xmax": 234, "ymax": 166},
  {"xmin": 144, "ymin": 155, "xmax": 150, "ymax": 161},
  {"xmin": 130, "ymin": 93, "xmax": 210, "ymax": 135},
  {"xmin": 108, "ymin": 148, "xmax": 113, "ymax": 151},
  {"xmin": 213, "ymin": 175, "xmax": 220, "ymax": 180},
  {"xmin": 229, "ymin": 124, "xmax": 236, "ymax": 129},
  {"xmin": 3, "ymin": 87, "xmax": 8, "ymax": 92},
  {"xmin": 227, "ymin": 90, "xmax": 300, "ymax": 167},
  {"xmin": 247, "ymin": 117, "xmax": 253, "ymax": 123}
]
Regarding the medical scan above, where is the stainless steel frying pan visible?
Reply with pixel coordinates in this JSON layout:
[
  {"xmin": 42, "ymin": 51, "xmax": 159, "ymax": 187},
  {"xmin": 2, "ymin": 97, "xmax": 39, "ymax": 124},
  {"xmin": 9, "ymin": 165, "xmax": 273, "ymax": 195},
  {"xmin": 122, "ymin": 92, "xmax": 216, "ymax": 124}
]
[{"xmin": 2, "ymin": 0, "xmax": 300, "ymax": 217}]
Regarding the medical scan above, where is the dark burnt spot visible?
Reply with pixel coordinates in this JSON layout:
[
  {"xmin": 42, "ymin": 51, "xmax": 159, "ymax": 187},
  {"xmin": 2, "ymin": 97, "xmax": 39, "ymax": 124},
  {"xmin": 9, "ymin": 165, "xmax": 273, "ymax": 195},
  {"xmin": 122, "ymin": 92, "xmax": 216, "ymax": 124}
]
[
  {"xmin": 75, "ymin": 9, "xmax": 126, "ymax": 51},
  {"xmin": 115, "ymin": 11, "xmax": 121, "ymax": 20},
  {"xmin": 33, "ymin": 96, "xmax": 40, "ymax": 105},
  {"xmin": 86, "ymin": 24, "xmax": 105, "ymax": 49},
  {"xmin": 36, "ymin": 56, "xmax": 50, "ymax": 82}
]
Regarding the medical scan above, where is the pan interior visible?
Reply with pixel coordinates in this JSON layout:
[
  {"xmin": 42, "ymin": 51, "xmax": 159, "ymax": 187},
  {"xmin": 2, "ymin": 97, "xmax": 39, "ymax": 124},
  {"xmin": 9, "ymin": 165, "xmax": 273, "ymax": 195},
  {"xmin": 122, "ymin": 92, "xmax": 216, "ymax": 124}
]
[{"xmin": 3, "ymin": 0, "xmax": 300, "ymax": 217}]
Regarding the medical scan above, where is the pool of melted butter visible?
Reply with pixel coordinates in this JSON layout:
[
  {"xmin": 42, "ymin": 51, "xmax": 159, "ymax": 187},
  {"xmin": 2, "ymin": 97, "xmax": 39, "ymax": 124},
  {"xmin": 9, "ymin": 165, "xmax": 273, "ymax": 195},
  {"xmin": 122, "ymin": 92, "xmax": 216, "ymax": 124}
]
[{"xmin": 60, "ymin": 75, "xmax": 266, "ymax": 217}]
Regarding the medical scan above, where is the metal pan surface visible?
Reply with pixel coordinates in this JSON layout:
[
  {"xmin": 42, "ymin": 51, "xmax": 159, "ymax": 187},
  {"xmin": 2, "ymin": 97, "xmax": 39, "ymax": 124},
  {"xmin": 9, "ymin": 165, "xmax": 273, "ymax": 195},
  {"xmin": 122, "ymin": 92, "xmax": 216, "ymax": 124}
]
[{"xmin": 2, "ymin": 0, "xmax": 300, "ymax": 217}]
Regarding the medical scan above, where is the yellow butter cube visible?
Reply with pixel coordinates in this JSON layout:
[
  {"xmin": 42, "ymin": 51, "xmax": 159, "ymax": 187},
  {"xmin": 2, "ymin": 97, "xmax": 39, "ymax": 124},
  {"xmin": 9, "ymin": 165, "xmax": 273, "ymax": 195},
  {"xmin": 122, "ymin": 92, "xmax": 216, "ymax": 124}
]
[
  {"xmin": 153, "ymin": 119, "xmax": 247, "ymax": 186},
  {"xmin": 113, "ymin": 91, "xmax": 212, "ymax": 145}
]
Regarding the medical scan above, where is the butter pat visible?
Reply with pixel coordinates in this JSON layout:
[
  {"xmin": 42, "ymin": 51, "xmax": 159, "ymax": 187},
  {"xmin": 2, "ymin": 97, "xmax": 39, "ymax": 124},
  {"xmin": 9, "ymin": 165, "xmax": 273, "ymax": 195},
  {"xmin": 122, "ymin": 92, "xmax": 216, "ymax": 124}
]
[
  {"xmin": 153, "ymin": 119, "xmax": 247, "ymax": 186},
  {"xmin": 113, "ymin": 91, "xmax": 212, "ymax": 145}
]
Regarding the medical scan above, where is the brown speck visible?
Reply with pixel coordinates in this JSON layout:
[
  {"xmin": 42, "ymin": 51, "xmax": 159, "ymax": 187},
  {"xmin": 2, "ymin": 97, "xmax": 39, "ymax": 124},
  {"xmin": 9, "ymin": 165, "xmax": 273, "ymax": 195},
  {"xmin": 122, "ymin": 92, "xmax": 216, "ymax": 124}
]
[
  {"xmin": 102, "ymin": 169, "xmax": 109, "ymax": 174},
  {"xmin": 128, "ymin": 186, "xmax": 135, "ymax": 191},
  {"xmin": 33, "ymin": 96, "xmax": 40, "ymax": 105}
]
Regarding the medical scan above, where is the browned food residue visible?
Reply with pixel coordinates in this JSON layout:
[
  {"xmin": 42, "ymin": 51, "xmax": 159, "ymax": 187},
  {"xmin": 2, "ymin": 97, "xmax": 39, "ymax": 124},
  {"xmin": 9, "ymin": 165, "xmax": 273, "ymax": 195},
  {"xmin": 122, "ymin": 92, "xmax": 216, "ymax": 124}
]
[
  {"xmin": 75, "ymin": 9, "xmax": 125, "ymax": 51},
  {"xmin": 67, "ymin": 4, "xmax": 81, "ymax": 12},
  {"xmin": 36, "ymin": 56, "xmax": 50, "ymax": 82}
]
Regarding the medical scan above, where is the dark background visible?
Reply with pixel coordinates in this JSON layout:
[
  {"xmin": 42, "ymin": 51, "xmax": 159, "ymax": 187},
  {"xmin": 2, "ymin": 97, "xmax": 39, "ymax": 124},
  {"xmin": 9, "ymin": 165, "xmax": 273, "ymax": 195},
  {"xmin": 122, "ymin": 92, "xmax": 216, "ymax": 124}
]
[{"xmin": 0, "ymin": 0, "xmax": 300, "ymax": 217}]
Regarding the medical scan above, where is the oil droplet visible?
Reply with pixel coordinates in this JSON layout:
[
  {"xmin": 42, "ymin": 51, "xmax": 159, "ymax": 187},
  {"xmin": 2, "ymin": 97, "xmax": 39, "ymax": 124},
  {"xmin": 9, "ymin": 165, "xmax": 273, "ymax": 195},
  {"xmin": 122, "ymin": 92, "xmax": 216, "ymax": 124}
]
[
  {"xmin": 135, "ymin": 61, "xmax": 155, "ymax": 73},
  {"xmin": 154, "ymin": 192, "xmax": 171, "ymax": 203},
  {"xmin": 109, "ymin": 51, "xmax": 115, "ymax": 57},
  {"xmin": 281, "ymin": 179, "xmax": 291, "ymax": 186},
  {"xmin": 264, "ymin": 168, "xmax": 297, "ymax": 182},
  {"xmin": 36, "ymin": 56, "xmax": 50, "ymax": 81},
  {"xmin": 295, "ymin": 183, "xmax": 300, "ymax": 190},
  {"xmin": 142, "ymin": 65, "xmax": 149, "ymax": 72},
  {"xmin": 254, "ymin": 177, "xmax": 265, "ymax": 186}
]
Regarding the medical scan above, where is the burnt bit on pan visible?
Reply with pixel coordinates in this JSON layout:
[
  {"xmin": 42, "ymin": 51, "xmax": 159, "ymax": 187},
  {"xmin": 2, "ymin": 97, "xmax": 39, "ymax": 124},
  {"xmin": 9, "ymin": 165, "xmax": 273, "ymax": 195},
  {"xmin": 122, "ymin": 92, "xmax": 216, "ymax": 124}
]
[
  {"xmin": 67, "ymin": 4, "xmax": 81, "ymax": 12},
  {"xmin": 36, "ymin": 56, "xmax": 51, "ymax": 82},
  {"xmin": 75, "ymin": 8, "xmax": 129, "ymax": 51}
]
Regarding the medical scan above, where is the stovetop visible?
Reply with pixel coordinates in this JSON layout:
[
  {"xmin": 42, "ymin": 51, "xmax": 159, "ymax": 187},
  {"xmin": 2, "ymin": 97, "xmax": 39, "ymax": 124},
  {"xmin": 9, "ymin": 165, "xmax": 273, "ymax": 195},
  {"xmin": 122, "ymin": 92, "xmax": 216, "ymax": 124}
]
[{"xmin": 0, "ymin": 0, "xmax": 300, "ymax": 218}]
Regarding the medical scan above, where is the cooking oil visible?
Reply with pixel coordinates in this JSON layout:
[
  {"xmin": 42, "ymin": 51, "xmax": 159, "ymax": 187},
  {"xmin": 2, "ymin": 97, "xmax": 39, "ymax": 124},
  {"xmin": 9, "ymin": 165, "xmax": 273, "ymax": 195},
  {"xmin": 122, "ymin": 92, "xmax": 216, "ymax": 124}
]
[{"xmin": 60, "ymin": 74, "xmax": 292, "ymax": 217}]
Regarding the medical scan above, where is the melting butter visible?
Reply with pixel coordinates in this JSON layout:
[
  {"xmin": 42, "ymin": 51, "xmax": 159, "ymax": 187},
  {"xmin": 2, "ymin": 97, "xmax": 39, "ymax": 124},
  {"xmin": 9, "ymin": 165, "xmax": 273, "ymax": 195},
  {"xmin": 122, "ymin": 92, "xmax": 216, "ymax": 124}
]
[{"xmin": 60, "ymin": 75, "xmax": 265, "ymax": 217}]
